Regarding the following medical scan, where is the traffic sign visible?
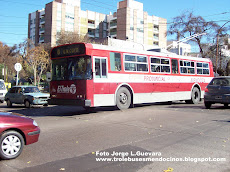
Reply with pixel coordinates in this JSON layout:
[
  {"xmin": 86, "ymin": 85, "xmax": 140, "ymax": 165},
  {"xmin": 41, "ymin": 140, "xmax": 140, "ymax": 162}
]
[{"xmin": 14, "ymin": 63, "xmax": 22, "ymax": 72}]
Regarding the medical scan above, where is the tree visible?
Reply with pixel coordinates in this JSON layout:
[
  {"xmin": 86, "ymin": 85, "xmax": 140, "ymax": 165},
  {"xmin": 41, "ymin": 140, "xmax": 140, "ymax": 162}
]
[
  {"xmin": 18, "ymin": 39, "xmax": 35, "ymax": 81},
  {"xmin": 226, "ymin": 59, "xmax": 230, "ymax": 76},
  {"xmin": 18, "ymin": 39, "xmax": 50, "ymax": 86},
  {"xmin": 168, "ymin": 11, "xmax": 220, "ymax": 58},
  {"xmin": 31, "ymin": 45, "xmax": 50, "ymax": 86},
  {"xmin": 0, "ymin": 42, "xmax": 18, "ymax": 82},
  {"xmin": 56, "ymin": 31, "xmax": 94, "ymax": 45},
  {"xmin": 56, "ymin": 31, "xmax": 108, "ymax": 46}
]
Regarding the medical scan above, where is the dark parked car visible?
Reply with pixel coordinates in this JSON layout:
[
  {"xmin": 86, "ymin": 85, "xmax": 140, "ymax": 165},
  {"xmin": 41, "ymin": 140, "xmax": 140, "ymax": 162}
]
[
  {"xmin": 204, "ymin": 76, "xmax": 230, "ymax": 109},
  {"xmin": 5, "ymin": 86, "xmax": 49, "ymax": 108},
  {"xmin": 0, "ymin": 112, "xmax": 40, "ymax": 159}
]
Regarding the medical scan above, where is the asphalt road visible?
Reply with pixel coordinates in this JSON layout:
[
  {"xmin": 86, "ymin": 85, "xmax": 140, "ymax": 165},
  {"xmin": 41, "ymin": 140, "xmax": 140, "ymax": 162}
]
[{"xmin": 0, "ymin": 102, "xmax": 229, "ymax": 172}]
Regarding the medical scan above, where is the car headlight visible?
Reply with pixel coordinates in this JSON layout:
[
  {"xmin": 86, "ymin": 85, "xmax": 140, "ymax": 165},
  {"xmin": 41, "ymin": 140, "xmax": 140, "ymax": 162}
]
[{"xmin": 33, "ymin": 120, "xmax": 38, "ymax": 127}]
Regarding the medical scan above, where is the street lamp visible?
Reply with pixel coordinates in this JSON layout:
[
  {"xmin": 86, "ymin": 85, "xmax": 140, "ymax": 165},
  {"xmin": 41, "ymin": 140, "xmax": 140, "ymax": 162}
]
[{"xmin": 216, "ymin": 20, "xmax": 230, "ymax": 74}]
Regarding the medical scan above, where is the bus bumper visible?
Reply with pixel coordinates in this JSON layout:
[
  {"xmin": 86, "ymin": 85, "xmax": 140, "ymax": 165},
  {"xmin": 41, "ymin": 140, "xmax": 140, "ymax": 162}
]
[{"xmin": 48, "ymin": 98, "xmax": 91, "ymax": 107}]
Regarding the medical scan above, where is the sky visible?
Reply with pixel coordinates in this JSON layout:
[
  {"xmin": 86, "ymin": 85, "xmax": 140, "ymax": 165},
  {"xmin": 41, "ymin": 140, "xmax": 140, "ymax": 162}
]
[{"xmin": 1, "ymin": 0, "xmax": 230, "ymax": 52}]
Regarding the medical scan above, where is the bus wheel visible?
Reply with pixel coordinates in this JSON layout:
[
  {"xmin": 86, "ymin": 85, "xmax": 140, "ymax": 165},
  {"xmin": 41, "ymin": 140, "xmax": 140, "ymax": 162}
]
[
  {"xmin": 116, "ymin": 87, "xmax": 131, "ymax": 110},
  {"xmin": 191, "ymin": 87, "xmax": 201, "ymax": 104}
]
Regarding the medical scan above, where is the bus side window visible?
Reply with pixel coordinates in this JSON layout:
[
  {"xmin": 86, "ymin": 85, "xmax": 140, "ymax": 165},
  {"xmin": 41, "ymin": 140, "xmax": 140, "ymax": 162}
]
[
  {"xmin": 95, "ymin": 58, "xmax": 107, "ymax": 78},
  {"xmin": 110, "ymin": 52, "xmax": 121, "ymax": 71},
  {"xmin": 171, "ymin": 59, "xmax": 178, "ymax": 74}
]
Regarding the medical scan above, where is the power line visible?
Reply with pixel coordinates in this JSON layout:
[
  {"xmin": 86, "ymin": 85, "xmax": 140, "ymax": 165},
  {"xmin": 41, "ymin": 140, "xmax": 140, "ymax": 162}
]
[
  {"xmin": 1, "ymin": 13, "xmax": 229, "ymax": 27},
  {"xmin": 203, "ymin": 11, "xmax": 230, "ymax": 18},
  {"xmin": 0, "ymin": 0, "xmax": 43, "ymax": 7},
  {"xmin": 81, "ymin": 0, "xmax": 117, "ymax": 9},
  {"xmin": 1, "ymin": 0, "xmax": 230, "ymax": 20},
  {"xmin": 1, "ymin": 18, "xmax": 230, "ymax": 36},
  {"xmin": 0, "ymin": 0, "xmax": 116, "ymax": 12},
  {"xmin": 0, "ymin": 14, "xmax": 27, "ymax": 19},
  {"xmin": 0, "ymin": 31, "xmax": 27, "ymax": 36}
]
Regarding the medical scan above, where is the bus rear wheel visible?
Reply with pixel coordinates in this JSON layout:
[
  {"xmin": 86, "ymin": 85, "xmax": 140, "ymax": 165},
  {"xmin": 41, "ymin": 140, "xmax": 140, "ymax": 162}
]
[
  {"xmin": 185, "ymin": 87, "xmax": 201, "ymax": 104},
  {"xmin": 191, "ymin": 87, "xmax": 201, "ymax": 104},
  {"xmin": 116, "ymin": 87, "xmax": 131, "ymax": 110}
]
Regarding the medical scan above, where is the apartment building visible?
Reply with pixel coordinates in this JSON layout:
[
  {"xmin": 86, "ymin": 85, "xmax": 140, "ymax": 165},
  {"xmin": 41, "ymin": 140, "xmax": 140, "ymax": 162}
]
[
  {"xmin": 28, "ymin": 0, "xmax": 107, "ymax": 47},
  {"xmin": 28, "ymin": 0, "xmax": 167, "ymax": 48},
  {"xmin": 108, "ymin": 0, "xmax": 167, "ymax": 48}
]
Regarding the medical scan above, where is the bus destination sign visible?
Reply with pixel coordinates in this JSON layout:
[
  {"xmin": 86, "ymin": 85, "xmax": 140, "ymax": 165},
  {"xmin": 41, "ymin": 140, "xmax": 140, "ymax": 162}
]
[{"xmin": 51, "ymin": 43, "xmax": 86, "ymax": 58}]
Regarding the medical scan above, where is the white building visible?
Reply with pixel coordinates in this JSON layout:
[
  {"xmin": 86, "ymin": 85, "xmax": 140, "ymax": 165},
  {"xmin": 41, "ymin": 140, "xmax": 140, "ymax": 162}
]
[{"xmin": 167, "ymin": 41, "xmax": 191, "ymax": 56}]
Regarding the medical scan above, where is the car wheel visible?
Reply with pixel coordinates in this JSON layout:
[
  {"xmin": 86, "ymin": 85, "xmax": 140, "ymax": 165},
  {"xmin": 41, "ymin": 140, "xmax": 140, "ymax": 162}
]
[
  {"xmin": 24, "ymin": 100, "xmax": 31, "ymax": 108},
  {"xmin": 191, "ymin": 87, "xmax": 201, "ymax": 104},
  {"xmin": 116, "ymin": 87, "xmax": 131, "ymax": 110},
  {"xmin": 205, "ymin": 102, "xmax": 212, "ymax": 109},
  {"xmin": 0, "ymin": 130, "xmax": 24, "ymax": 160},
  {"xmin": 6, "ymin": 99, "xmax": 12, "ymax": 107}
]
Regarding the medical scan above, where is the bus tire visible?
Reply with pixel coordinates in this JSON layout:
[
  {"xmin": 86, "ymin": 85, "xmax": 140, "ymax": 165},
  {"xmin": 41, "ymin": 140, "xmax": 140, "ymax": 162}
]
[
  {"xmin": 116, "ymin": 87, "xmax": 131, "ymax": 110},
  {"xmin": 191, "ymin": 87, "xmax": 201, "ymax": 104}
]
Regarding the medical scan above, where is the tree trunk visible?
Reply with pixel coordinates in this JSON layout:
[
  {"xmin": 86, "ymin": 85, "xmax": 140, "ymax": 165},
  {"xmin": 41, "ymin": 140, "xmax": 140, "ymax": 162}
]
[
  {"xmin": 33, "ymin": 67, "xmax": 37, "ymax": 86},
  {"xmin": 196, "ymin": 38, "xmax": 204, "ymax": 58}
]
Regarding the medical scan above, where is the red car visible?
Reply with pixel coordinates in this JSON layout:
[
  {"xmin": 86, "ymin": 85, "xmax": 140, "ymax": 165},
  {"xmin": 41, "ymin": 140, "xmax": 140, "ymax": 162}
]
[{"xmin": 0, "ymin": 112, "xmax": 40, "ymax": 160}]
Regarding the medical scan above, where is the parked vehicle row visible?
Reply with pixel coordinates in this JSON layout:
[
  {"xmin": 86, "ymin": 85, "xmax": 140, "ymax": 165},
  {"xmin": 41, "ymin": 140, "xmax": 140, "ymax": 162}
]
[
  {"xmin": 0, "ymin": 77, "xmax": 229, "ymax": 161},
  {"xmin": 1, "ymin": 77, "xmax": 230, "ymax": 109}
]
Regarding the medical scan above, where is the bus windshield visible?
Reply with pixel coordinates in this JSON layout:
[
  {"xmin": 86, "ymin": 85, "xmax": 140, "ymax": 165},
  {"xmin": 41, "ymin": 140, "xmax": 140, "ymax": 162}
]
[{"xmin": 52, "ymin": 56, "xmax": 92, "ymax": 81}]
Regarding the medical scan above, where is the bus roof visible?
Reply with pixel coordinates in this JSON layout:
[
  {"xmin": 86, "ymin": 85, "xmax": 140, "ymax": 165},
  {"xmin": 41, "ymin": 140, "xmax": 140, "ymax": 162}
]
[{"xmin": 91, "ymin": 43, "xmax": 211, "ymax": 62}]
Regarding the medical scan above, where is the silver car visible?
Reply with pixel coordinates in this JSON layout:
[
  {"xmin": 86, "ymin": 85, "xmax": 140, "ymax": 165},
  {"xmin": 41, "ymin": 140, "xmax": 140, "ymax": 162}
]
[
  {"xmin": 5, "ymin": 86, "xmax": 50, "ymax": 108},
  {"xmin": 204, "ymin": 76, "xmax": 230, "ymax": 109}
]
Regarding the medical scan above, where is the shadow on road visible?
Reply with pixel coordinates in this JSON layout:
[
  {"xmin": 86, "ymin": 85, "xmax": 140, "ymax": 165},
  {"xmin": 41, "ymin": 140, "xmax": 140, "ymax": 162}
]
[
  {"xmin": 0, "ymin": 104, "xmax": 119, "ymax": 117},
  {"xmin": 0, "ymin": 100, "xmax": 229, "ymax": 118}
]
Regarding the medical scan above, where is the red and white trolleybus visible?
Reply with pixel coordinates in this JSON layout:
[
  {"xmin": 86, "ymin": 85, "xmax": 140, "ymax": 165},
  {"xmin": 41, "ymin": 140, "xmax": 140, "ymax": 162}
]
[{"xmin": 48, "ymin": 43, "xmax": 214, "ymax": 110}]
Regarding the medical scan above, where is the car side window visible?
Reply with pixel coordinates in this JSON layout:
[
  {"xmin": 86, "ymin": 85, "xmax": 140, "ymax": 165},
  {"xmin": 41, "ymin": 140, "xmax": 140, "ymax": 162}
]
[
  {"xmin": 18, "ymin": 88, "xmax": 22, "ymax": 93},
  {"xmin": 15, "ymin": 88, "xmax": 21, "ymax": 93},
  {"xmin": 9, "ymin": 87, "xmax": 16, "ymax": 93}
]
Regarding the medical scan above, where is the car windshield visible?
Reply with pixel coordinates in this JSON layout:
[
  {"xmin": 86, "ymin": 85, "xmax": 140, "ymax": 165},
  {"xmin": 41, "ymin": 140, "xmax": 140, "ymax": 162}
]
[
  {"xmin": 23, "ymin": 87, "xmax": 40, "ymax": 93},
  {"xmin": 210, "ymin": 78, "xmax": 230, "ymax": 86}
]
